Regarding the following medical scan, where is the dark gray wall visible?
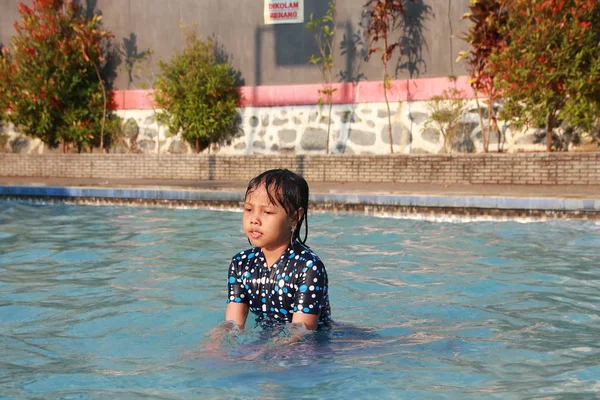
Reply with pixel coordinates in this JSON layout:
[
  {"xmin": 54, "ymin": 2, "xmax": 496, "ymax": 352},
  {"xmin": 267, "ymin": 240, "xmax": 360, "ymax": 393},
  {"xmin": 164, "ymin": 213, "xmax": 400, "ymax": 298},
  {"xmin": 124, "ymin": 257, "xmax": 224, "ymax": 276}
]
[{"xmin": 0, "ymin": 0, "xmax": 471, "ymax": 90}]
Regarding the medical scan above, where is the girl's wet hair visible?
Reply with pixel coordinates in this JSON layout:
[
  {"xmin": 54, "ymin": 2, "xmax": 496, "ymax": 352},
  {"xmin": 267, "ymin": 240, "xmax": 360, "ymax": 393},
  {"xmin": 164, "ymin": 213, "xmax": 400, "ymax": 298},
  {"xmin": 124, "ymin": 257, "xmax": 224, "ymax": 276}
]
[{"xmin": 245, "ymin": 169, "xmax": 309, "ymax": 244}]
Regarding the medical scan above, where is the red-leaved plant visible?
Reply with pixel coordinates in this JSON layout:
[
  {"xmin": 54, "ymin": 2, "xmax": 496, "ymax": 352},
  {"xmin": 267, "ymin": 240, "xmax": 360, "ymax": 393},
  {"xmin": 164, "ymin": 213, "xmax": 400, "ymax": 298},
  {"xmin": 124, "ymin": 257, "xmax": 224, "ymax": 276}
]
[
  {"xmin": 0, "ymin": 0, "xmax": 114, "ymax": 152},
  {"xmin": 364, "ymin": 0, "xmax": 414, "ymax": 153},
  {"xmin": 489, "ymin": 0, "xmax": 600, "ymax": 151},
  {"xmin": 458, "ymin": 0, "xmax": 508, "ymax": 152}
]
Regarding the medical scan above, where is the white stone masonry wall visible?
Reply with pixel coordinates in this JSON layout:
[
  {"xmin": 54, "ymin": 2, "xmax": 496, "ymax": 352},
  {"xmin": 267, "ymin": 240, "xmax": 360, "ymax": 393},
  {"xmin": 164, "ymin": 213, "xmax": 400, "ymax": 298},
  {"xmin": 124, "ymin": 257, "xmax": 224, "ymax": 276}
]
[{"xmin": 1, "ymin": 101, "xmax": 593, "ymax": 154}]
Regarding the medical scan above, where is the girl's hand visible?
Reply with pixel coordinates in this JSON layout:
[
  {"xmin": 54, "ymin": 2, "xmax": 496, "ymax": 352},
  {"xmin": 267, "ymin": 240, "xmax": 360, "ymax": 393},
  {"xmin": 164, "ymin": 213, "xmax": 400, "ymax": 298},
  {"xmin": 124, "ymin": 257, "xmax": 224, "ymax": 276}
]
[
  {"xmin": 198, "ymin": 320, "xmax": 239, "ymax": 354},
  {"xmin": 240, "ymin": 323, "xmax": 312, "ymax": 361},
  {"xmin": 273, "ymin": 322, "xmax": 311, "ymax": 344}
]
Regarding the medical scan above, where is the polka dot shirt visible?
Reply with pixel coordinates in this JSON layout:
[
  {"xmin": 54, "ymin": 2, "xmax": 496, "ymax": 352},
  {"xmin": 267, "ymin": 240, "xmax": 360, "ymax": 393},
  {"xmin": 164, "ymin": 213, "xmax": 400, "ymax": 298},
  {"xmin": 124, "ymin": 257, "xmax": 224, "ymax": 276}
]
[{"xmin": 227, "ymin": 241, "xmax": 331, "ymax": 328}]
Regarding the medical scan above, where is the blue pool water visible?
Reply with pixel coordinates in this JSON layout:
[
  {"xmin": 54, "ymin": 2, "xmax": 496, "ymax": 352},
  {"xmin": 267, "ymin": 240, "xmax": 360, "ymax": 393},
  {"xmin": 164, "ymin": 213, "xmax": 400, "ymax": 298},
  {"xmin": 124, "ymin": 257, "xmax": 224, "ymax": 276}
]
[{"xmin": 1, "ymin": 201, "xmax": 599, "ymax": 399}]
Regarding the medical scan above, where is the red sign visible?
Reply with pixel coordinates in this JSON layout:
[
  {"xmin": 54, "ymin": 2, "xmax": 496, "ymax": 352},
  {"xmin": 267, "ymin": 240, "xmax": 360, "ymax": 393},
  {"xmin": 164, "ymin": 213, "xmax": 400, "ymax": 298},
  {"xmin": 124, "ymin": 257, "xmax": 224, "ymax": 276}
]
[{"xmin": 264, "ymin": 1, "xmax": 304, "ymax": 24}]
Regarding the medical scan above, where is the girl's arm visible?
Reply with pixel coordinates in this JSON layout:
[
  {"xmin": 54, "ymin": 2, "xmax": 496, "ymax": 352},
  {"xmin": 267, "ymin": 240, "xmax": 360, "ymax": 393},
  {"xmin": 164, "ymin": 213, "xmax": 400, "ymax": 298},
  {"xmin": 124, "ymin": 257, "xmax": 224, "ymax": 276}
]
[
  {"xmin": 225, "ymin": 302, "xmax": 249, "ymax": 329},
  {"xmin": 225, "ymin": 255, "xmax": 249, "ymax": 329},
  {"xmin": 292, "ymin": 312, "xmax": 319, "ymax": 330},
  {"xmin": 291, "ymin": 256, "xmax": 328, "ymax": 331}
]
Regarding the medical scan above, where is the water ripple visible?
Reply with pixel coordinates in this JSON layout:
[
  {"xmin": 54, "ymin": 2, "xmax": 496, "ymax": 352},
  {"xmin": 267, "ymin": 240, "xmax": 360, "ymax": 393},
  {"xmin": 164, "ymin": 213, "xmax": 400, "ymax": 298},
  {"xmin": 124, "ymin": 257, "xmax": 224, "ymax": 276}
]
[{"xmin": 1, "ymin": 202, "xmax": 599, "ymax": 398}]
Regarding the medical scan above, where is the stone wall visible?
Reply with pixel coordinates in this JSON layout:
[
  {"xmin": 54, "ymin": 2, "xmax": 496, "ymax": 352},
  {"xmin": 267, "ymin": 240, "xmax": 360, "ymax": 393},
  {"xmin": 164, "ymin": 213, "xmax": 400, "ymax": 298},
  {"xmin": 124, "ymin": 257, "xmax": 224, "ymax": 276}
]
[
  {"xmin": 1, "ymin": 153, "xmax": 599, "ymax": 185},
  {"xmin": 5, "ymin": 100, "xmax": 593, "ymax": 156}
]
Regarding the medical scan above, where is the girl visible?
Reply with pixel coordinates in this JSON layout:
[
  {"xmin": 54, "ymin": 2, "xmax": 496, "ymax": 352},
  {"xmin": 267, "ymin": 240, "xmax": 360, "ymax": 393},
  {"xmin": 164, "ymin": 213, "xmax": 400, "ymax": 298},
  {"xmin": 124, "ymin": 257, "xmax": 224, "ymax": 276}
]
[{"xmin": 224, "ymin": 168, "xmax": 331, "ymax": 331}]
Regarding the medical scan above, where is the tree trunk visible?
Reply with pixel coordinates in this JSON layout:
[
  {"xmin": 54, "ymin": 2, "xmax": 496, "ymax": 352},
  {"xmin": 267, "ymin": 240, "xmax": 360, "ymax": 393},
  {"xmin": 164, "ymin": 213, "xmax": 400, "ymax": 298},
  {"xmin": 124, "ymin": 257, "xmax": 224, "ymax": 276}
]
[
  {"xmin": 382, "ymin": 35, "xmax": 393, "ymax": 154},
  {"xmin": 475, "ymin": 95, "xmax": 488, "ymax": 153},
  {"xmin": 384, "ymin": 85, "xmax": 393, "ymax": 154},
  {"xmin": 487, "ymin": 101, "xmax": 496, "ymax": 153},
  {"xmin": 546, "ymin": 112, "xmax": 554, "ymax": 152},
  {"xmin": 91, "ymin": 60, "xmax": 106, "ymax": 154},
  {"xmin": 382, "ymin": 62, "xmax": 393, "ymax": 154},
  {"xmin": 195, "ymin": 137, "xmax": 200, "ymax": 153},
  {"xmin": 326, "ymin": 99, "xmax": 333, "ymax": 154},
  {"xmin": 442, "ymin": 129, "xmax": 450, "ymax": 153},
  {"xmin": 491, "ymin": 117, "xmax": 501, "ymax": 153}
]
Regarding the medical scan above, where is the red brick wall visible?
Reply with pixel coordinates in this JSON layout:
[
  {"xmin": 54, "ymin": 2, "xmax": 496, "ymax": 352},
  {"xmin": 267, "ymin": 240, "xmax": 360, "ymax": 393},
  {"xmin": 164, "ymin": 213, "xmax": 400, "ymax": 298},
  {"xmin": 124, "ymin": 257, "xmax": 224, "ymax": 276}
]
[{"xmin": 1, "ymin": 153, "xmax": 599, "ymax": 185}]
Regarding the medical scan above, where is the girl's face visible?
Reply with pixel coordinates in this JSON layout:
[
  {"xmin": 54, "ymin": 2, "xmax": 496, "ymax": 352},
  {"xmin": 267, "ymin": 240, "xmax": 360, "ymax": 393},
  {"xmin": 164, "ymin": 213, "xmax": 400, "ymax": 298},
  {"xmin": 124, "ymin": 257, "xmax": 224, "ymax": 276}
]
[{"xmin": 242, "ymin": 184, "xmax": 297, "ymax": 252}]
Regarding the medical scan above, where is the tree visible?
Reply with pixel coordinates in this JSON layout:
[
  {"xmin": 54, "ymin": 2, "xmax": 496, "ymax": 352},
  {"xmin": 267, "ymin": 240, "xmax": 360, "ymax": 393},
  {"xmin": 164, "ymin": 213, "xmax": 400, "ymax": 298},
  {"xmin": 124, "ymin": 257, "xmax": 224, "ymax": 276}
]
[
  {"xmin": 154, "ymin": 25, "xmax": 240, "ymax": 153},
  {"xmin": 364, "ymin": 0, "xmax": 414, "ymax": 153},
  {"xmin": 0, "ymin": 47, "xmax": 7, "ymax": 124},
  {"xmin": 458, "ymin": 0, "xmax": 508, "ymax": 152},
  {"xmin": 306, "ymin": 1, "xmax": 337, "ymax": 154},
  {"xmin": 489, "ymin": 0, "xmax": 600, "ymax": 151},
  {"xmin": 0, "ymin": 0, "xmax": 113, "ymax": 152}
]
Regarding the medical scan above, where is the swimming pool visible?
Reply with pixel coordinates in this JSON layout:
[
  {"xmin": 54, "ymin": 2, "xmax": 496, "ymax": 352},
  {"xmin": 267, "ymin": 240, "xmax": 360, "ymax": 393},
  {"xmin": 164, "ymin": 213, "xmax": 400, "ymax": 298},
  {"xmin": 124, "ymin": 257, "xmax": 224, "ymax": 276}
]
[{"xmin": 1, "ymin": 201, "xmax": 599, "ymax": 398}]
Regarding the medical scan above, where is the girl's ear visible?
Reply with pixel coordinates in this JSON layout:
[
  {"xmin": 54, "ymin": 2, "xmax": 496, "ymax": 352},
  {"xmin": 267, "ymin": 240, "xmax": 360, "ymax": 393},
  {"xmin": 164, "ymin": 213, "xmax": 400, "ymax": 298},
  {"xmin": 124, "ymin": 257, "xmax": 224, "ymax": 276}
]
[{"xmin": 293, "ymin": 208, "xmax": 305, "ymax": 225}]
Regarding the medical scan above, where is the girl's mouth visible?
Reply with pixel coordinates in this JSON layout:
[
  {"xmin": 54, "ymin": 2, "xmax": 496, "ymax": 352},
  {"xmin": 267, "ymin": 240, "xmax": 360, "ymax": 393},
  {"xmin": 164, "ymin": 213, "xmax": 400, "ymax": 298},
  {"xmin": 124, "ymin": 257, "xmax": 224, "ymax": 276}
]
[{"xmin": 249, "ymin": 231, "xmax": 262, "ymax": 239}]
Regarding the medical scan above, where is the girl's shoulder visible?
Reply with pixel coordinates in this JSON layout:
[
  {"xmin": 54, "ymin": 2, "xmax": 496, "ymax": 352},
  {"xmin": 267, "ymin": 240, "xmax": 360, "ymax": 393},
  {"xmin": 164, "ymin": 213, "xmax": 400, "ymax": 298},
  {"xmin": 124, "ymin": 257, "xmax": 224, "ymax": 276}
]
[{"xmin": 292, "ymin": 242, "xmax": 324, "ymax": 265}]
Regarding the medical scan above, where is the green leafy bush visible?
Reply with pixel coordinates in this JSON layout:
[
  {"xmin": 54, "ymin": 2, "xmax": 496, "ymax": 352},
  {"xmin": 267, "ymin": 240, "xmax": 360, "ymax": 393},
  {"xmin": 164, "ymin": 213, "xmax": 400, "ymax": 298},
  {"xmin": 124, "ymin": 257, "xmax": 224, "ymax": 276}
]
[
  {"xmin": 154, "ymin": 25, "xmax": 240, "ymax": 153},
  {"xmin": 0, "ymin": 0, "xmax": 114, "ymax": 152},
  {"xmin": 423, "ymin": 85, "xmax": 468, "ymax": 153}
]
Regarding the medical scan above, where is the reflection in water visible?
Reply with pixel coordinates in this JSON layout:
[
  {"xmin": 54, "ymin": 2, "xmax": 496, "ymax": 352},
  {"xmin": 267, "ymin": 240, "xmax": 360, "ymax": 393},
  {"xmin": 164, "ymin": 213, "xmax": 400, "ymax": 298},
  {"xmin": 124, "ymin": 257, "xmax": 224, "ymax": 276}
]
[{"xmin": 190, "ymin": 321, "xmax": 380, "ymax": 364}]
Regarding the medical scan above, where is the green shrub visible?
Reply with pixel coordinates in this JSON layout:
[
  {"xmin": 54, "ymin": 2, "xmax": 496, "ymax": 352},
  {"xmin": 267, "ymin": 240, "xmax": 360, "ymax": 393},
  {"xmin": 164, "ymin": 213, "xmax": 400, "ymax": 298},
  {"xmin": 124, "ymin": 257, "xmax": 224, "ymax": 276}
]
[
  {"xmin": 423, "ymin": 85, "xmax": 468, "ymax": 153},
  {"xmin": 154, "ymin": 25, "xmax": 240, "ymax": 153},
  {"xmin": 0, "ymin": 0, "xmax": 114, "ymax": 152}
]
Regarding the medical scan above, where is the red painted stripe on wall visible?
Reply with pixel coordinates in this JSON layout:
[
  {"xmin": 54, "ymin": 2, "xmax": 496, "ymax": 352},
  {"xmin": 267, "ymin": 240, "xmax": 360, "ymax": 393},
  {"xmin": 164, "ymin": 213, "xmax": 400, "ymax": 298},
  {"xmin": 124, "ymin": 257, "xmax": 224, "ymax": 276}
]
[
  {"xmin": 112, "ymin": 89, "xmax": 157, "ymax": 110},
  {"xmin": 112, "ymin": 76, "xmax": 474, "ymax": 110}
]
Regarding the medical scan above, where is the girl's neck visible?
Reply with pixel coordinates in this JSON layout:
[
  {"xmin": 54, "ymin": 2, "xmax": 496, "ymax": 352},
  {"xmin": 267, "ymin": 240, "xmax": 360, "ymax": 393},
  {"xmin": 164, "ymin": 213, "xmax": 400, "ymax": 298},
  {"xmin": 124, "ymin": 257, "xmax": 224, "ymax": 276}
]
[{"xmin": 262, "ymin": 242, "xmax": 290, "ymax": 268}]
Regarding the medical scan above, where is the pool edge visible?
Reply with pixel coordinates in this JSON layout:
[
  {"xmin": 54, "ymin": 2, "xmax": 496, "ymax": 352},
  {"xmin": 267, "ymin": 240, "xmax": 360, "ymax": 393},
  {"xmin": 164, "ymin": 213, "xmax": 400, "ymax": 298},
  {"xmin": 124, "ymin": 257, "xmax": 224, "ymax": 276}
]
[{"xmin": 1, "ymin": 185, "xmax": 599, "ymax": 221}]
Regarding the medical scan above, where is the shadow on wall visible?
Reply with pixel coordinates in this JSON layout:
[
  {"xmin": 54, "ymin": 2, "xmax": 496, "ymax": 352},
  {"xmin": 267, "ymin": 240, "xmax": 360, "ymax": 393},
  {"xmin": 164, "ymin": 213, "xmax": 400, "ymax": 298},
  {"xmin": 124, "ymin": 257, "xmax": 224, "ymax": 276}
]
[
  {"xmin": 121, "ymin": 33, "xmax": 152, "ymax": 90},
  {"xmin": 9, "ymin": 136, "xmax": 28, "ymax": 153},
  {"xmin": 213, "ymin": 36, "xmax": 246, "ymax": 87},
  {"xmin": 335, "ymin": 12, "xmax": 371, "ymax": 154},
  {"xmin": 534, "ymin": 126, "xmax": 584, "ymax": 152},
  {"xmin": 273, "ymin": 0, "xmax": 328, "ymax": 67},
  {"xmin": 338, "ymin": 19, "xmax": 368, "ymax": 84},
  {"xmin": 254, "ymin": 0, "xmax": 328, "ymax": 86},
  {"xmin": 396, "ymin": 0, "xmax": 432, "ymax": 80},
  {"xmin": 80, "ymin": 0, "xmax": 98, "ymax": 20}
]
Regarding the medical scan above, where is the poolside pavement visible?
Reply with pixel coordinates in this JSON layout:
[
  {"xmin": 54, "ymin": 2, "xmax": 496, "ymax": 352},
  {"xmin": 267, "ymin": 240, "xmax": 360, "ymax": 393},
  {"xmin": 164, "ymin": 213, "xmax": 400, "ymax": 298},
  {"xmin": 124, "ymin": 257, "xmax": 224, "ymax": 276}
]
[{"xmin": 1, "ymin": 177, "xmax": 599, "ymax": 218}]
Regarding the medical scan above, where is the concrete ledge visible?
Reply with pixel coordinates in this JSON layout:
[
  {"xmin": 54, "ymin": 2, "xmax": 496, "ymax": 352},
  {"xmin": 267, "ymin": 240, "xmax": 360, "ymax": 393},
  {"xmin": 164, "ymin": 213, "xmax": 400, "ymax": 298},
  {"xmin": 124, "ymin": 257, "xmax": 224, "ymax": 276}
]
[
  {"xmin": 1, "ymin": 185, "xmax": 599, "ymax": 213},
  {"xmin": 0, "ymin": 186, "xmax": 245, "ymax": 203},
  {"xmin": 311, "ymin": 192, "xmax": 600, "ymax": 212}
]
